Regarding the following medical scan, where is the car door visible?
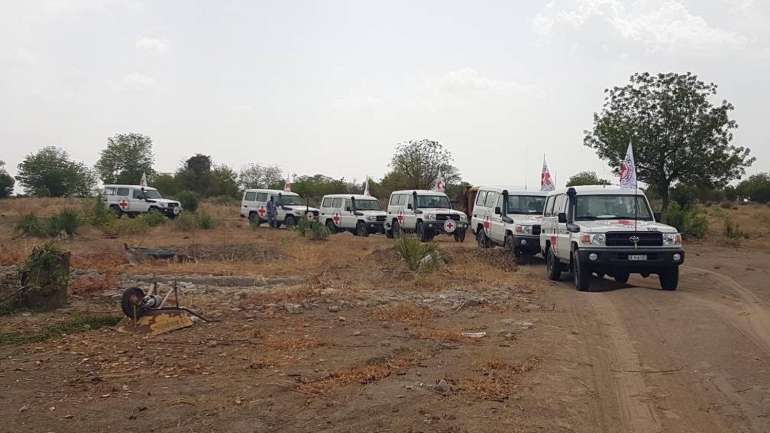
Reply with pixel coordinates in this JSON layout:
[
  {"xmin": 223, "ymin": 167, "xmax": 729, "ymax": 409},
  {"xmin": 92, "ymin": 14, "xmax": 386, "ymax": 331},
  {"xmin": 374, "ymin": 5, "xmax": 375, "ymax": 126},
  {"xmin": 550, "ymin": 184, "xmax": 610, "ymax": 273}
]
[
  {"xmin": 483, "ymin": 191, "xmax": 501, "ymax": 243},
  {"xmin": 342, "ymin": 198, "xmax": 358, "ymax": 228},
  {"xmin": 472, "ymin": 190, "xmax": 488, "ymax": 235},
  {"xmin": 554, "ymin": 195, "xmax": 571, "ymax": 259},
  {"xmin": 330, "ymin": 198, "xmax": 345, "ymax": 228},
  {"xmin": 130, "ymin": 188, "xmax": 150, "ymax": 213},
  {"xmin": 540, "ymin": 195, "xmax": 554, "ymax": 252},
  {"xmin": 490, "ymin": 193, "xmax": 507, "ymax": 243},
  {"xmin": 242, "ymin": 191, "xmax": 256, "ymax": 217}
]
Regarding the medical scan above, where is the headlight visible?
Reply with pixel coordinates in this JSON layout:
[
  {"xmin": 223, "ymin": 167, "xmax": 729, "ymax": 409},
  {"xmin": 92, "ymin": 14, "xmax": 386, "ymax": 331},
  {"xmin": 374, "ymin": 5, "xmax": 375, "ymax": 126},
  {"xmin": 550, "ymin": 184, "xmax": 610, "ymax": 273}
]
[
  {"xmin": 425, "ymin": 213, "xmax": 435, "ymax": 221},
  {"xmin": 366, "ymin": 215, "xmax": 377, "ymax": 221},
  {"xmin": 663, "ymin": 233, "xmax": 682, "ymax": 246},
  {"xmin": 515, "ymin": 225, "xmax": 533, "ymax": 235},
  {"xmin": 579, "ymin": 233, "xmax": 605, "ymax": 246},
  {"xmin": 458, "ymin": 214, "xmax": 466, "ymax": 221}
]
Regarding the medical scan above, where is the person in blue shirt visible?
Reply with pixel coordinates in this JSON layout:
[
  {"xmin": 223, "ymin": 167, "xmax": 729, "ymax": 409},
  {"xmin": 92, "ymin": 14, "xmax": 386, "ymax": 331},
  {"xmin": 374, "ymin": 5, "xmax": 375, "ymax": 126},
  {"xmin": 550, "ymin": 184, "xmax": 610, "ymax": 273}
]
[{"xmin": 266, "ymin": 196, "xmax": 278, "ymax": 228}]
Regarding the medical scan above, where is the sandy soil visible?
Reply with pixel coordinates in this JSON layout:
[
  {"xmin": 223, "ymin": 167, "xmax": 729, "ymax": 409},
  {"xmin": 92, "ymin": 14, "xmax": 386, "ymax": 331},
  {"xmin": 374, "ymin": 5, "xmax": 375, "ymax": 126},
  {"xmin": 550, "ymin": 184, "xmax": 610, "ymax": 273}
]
[{"xmin": 1, "ymin": 221, "xmax": 769, "ymax": 433}]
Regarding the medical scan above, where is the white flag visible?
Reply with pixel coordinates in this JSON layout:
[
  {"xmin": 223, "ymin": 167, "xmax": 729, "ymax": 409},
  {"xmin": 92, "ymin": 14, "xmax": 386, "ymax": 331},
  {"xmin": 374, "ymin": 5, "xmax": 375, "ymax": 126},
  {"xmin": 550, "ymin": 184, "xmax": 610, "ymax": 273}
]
[
  {"xmin": 283, "ymin": 175, "xmax": 292, "ymax": 192},
  {"xmin": 620, "ymin": 141, "xmax": 637, "ymax": 189},
  {"xmin": 434, "ymin": 176, "xmax": 446, "ymax": 193},
  {"xmin": 363, "ymin": 177, "xmax": 370, "ymax": 196},
  {"xmin": 139, "ymin": 172, "xmax": 148, "ymax": 188},
  {"xmin": 540, "ymin": 156, "xmax": 555, "ymax": 191}
]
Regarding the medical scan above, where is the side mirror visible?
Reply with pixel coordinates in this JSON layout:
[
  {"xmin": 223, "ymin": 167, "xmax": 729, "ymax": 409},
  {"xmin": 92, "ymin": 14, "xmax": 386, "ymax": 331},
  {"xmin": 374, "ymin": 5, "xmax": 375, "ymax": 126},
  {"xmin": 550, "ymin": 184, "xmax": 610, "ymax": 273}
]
[
  {"xmin": 407, "ymin": 203, "xmax": 413, "ymax": 210},
  {"xmin": 567, "ymin": 223, "xmax": 581, "ymax": 233},
  {"xmin": 557, "ymin": 212, "xmax": 567, "ymax": 223},
  {"xmin": 494, "ymin": 206, "xmax": 501, "ymax": 215},
  {"xmin": 654, "ymin": 212, "xmax": 662, "ymax": 222}
]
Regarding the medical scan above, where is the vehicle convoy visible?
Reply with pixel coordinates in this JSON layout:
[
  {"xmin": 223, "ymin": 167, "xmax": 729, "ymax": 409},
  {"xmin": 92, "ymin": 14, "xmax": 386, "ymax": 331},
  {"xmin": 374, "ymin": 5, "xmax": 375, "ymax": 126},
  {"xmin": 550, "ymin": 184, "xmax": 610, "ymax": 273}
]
[
  {"xmin": 240, "ymin": 189, "xmax": 320, "ymax": 227},
  {"xmin": 319, "ymin": 194, "xmax": 386, "ymax": 236},
  {"xmin": 102, "ymin": 184, "xmax": 182, "ymax": 218},
  {"xmin": 470, "ymin": 186, "xmax": 547, "ymax": 257},
  {"xmin": 384, "ymin": 190, "xmax": 468, "ymax": 242},
  {"xmin": 540, "ymin": 185, "xmax": 684, "ymax": 291}
]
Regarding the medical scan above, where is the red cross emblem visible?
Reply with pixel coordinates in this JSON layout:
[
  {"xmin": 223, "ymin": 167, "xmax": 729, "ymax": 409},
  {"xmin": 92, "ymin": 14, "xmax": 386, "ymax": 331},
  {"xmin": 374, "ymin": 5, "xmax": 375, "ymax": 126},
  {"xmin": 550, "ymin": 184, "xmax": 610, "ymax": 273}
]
[
  {"xmin": 483, "ymin": 216, "xmax": 491, "ymax": 231},
  {"xmin": 257, "ymin": 206, "xmax": 266, "ymax": 217},
  {"xmin": 444, "ymin": 219, "xmax": 456, "ymax": 233},
  {"xmin": 550, "ymin": 235, "xmax": 558, "ymax": 251},
  {"xmin": 332, "ymin": 213, "xmax": 341, "ymax": 225},
  {"xmin": 397, "ymin": 211, "xmax": 405, "ymax": 223},
  {"xmin": 119, "ymin": 199, "xmax": 129, "ymax": 210}
]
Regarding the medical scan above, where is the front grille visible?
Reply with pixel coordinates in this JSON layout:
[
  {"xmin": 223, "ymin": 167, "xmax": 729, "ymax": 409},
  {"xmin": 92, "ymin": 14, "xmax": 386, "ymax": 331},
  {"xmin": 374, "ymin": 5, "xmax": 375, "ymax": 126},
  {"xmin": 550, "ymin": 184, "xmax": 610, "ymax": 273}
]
[
  {"xmin": 436, "ymin": 214, "xmax": 461, "ymax": 221},
  {"xmin": 376, "ymin": 215, "xmax": 386, "ymax": 222},
  {"xmin": 311, "ymin": 210, "xmax": 319, "ymax": 216},
  {"xmin": 532, "ymin": 225, "xmax": 541, "ymax": 236},
  {"xmin": 606, "ymin": 232, "xmax": 662, "ymax": 247},
  {"xmin": 167, "ymin": 203, "xmax": 178, "ymax": 208}
]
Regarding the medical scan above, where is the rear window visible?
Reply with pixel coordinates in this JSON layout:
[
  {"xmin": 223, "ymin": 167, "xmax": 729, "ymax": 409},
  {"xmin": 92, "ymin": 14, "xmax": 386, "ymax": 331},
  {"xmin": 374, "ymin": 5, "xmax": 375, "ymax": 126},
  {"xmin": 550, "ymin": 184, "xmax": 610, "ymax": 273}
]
[
  {"xmin": 322, "ymin": 197, "xmax": 333, "ymax": 208},
  {"xmin": 256, "ymin": 192, "xmax": 268, "ymax": 202},
  {"xmin": 244, "ymin": 191, "xmax": 257, "ymax": 201},
  {"xmin": 332, "ymin": 198, "xmax": 344, "ymax": 208}
]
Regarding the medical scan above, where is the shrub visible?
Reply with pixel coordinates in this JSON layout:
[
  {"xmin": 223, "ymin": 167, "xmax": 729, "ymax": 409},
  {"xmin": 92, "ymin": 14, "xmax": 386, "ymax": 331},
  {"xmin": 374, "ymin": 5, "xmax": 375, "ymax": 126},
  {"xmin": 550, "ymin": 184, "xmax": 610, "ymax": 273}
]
[
  {"xmin": 196, "ymin": 212, "xmax": 217, "ymax": 230},
  {"xmin": 83, "ymin": 196, "xmax": 115, "ymax": 228},
  {"xmin": 173, "ymin": 212, "xmax": 197, "ymax": 231},
  {"xmin": 724, "ymin": 218, "xmax": 748, "ymax": 240},
  {"xmin": 395, "ymin": 236, "xmax": 442, "ymax": 272},
  {"xmin": 663, "ymin": 203, "xmax": 707, "ymax": 239},
  {"xmin": 175, "ymin": 191, "xmax": 199, "ymax": 212},
  {"xmin": 15, "ymin": 214, "xmax": 47, "ymax": 237},
  {"xmin": 47, "ymin": 209, "xmax": 80, "ymax": 237},
  {"xmin": 141, "ymin": 212, "xmax": 168, "ymax": 228},
  {"xmin": 295, "ymin": 218, "xmax": 329, "ymax": 240}
]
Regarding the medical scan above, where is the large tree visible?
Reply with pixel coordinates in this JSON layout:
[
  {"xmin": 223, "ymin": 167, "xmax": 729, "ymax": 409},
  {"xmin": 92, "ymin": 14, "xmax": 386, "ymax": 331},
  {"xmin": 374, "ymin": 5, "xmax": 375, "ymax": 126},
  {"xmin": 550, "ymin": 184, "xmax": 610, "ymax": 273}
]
[
  {"xmin": 238, "ymin": 164, "xmax": 283, "ymax": 190},
  {"xmin": 566, "ymin": 171, "xmax": 611, "ymax": 187},
  {"xmin": 584, "ymin": 72, "xmax": 754, "ymax": 209},
  {"xmin": 176, "ymin": 154, "xmax": 212, "ymax": 196},
  {"xmin": 389, "ymin": 139, "xmax": 460, "ymax": 190},
  {"xmin": 0, "ymin": 161, "xmax": 14, "ymax": 198},
  {"xmin": 16, "ymin": 146, "xmax": 96, "ymax": 197},
  {"xmin": 736, "ymin": 173, "xmax": 770, "ymax": 203},
  {"xmin": 95, "ymin": 133, "xmax": 155, "ymax": 184}
]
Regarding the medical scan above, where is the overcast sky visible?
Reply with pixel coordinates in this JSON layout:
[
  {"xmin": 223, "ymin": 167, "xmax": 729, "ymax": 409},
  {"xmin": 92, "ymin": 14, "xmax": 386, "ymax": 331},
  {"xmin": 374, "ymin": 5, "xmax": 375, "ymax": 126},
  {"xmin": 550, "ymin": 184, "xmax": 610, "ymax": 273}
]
[{"xmin": 1, "ymin": 0, "xmax": 768, "ymax": 189}]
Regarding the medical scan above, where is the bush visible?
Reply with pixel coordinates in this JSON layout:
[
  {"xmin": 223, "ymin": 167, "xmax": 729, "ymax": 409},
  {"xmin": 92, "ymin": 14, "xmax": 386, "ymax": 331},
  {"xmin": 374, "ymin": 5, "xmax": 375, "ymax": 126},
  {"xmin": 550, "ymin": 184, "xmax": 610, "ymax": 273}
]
[
  {"xmin": 47, "ymin": 209, "xmax": 80, "ymax": 237},
  {"xmin": 395, "ymin": 236, "xmax": 442, "ymax": 272},
  {"xmin": 15, "ymin": 214, "xmax": 47, "ymax": 237},
  {"xmin": 141, "ymin": 212, "xmax": 168, "ymax": 228},
  {"xmin": 173, "ymin": 212, "xmax": 197, "ymax": 231},
  {"xmin": 295, "ymin": 218, "xmax": 329, "ymax": 240},
  {"xmin": 663, "ymin": 203, "xmax": 708, "ymax": 239},
  {"xmin": 724, "ymin": 218, "xmax": 748, "ymax": 240},
  {"xmin": 83, "ymin": 196, "xmax": 116, "ymax": 228},
  {"xmin": 175, "ymin": 191, "xmax": 199, "ymax": 212},
  {"xmin": 196, "ymin": 212, "xmax": 217, "ymax": 230}
]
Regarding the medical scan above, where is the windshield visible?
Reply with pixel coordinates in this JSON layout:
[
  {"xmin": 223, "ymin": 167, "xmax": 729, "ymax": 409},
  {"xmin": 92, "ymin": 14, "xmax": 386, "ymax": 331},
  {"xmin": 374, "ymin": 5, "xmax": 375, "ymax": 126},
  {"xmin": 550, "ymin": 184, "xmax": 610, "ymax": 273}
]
[
  {"xmin": 507, "ymin": 195, "xmax": 545, "ymax": 215},
  {"xmin": 144, "ymin": 190, "xmax": 162, "ymax": 199},
  {"xmin": 354, "ymin": 199, "xmax": 380, "ymax": 210},
  {"xmin": 417, "ymin": 195, "xmax": 451, "ymax": 209},
  {"xmin": 278, "ymin": 195, "xmax": 304, "ymax": 205},
  {"xmin": 575, "ymin": 195, "xmax": 653, "ymax": 221}
]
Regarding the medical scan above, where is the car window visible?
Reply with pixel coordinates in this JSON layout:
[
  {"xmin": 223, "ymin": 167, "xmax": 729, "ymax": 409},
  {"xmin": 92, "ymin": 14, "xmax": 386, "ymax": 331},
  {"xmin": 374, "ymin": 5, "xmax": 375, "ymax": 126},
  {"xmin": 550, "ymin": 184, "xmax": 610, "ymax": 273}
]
[
  {"xmin": 393, "ymin": 194, "xmax": 403, "ymax": 206},
  {"xmin": 245, "ymin": 191, "xmax": 257, "ymax": 201},
  {"xmin": 104, "ymin": 187, "xmax": 116, "ymax": 196},
  {"xmin": 116, "ymin": 187, "xmax": 129, "ymax": 197},
  {"xmin": 322, "ymin": 197, "xmax": 333, "ymax": 208},
  {"xmin": 554, "ymin": 195, "xmax": 567, "ymax": 215},
  {"xmin": 544, "ymin": 196, "xmax": 554, "ymax": 216},
  {"xmin": 256, "ymin": 192, "xmax": 268, "ymax": 202},
  {"xmin": 484, "ymin": 192, "xmax": 498, "ymax": 208},
  {"xmin": 476, "ymin": 191, "xmax": 487, "ymax": 206},
  {"xmin": 331, "ymin": 198, "xmax": 343, "ymax": 208},
  {"xmin": 344, "ymin": 199, "xmax": 352, "ymax": 210}
]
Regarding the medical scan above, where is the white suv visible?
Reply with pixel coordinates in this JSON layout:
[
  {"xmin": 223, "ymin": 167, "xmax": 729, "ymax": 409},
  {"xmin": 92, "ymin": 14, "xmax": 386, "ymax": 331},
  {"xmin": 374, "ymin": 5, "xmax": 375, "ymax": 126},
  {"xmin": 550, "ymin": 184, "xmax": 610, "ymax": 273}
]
[
  {"xmin": 240, "ymin": 189, "xmax": 320, "ymax": 227},
  {"xmin": 384, "ymin": 190, "xmax": 468, "ymax": 242},
  {"xmin": 319, "ymin": 194, "xmax": 386, "ymax": 236},
  {"xmin": 470, "ymin": 186, "xmax": 547, "ymax": 257},
  {"xmin": 540, "ymin": 185, "xmax": 684, "ymax": 291},
  {"xmin": 103, "ymin": 184, "xmax": 182, "ymax": 218}
]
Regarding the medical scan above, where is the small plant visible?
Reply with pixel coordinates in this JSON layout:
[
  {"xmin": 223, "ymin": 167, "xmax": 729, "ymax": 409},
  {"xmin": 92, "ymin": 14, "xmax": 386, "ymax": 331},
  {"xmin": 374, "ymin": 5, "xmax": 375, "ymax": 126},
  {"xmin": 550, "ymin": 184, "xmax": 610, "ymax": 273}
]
[
  {"xmin": 173, "ymin": 212, "xmax": 197, "ymax": 231},
  {"xmin": 17, "ymin": 242, "xmax": 70, "ymax": 310},
  {"xmin": 15, "ymin": 214, "xmax": 47, "ymax": 237},
  {"xmin": 47, "ymin": 209, "xmax": 80, "ymax": 238},
  {"xmin": 175, "ymin": 191, "xmax": 199, "ymax": 212},
  {"xmin": 395, "ymin": 236, "xmax": 442, "ymax": 272},
  {"xmin": 724, "ymin": 217, "xmax": 748, "ymax": 240},
  {"xmin": 197, "ymin": 211, "xmax": 217, "ymax": 230},
  {"xmin": 83, "ymin": 196, "xmax": 115, "ymax": 228},
  {"xmin": 295, "ymin": 218, "xmax": 329, "ymax": 240},
  {"xmin": 141, "ymin": 211, "xmax": 168, "ymax": 228},
  {"xmin": 663, "ymin": 203, "xmax": 707, "ymax": 240}
]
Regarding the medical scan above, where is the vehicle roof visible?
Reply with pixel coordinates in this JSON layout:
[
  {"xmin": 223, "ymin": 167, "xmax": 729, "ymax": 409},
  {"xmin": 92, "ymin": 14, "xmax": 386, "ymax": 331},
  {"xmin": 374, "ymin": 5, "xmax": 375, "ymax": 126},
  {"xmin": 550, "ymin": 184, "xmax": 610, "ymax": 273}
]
[
  {"xmin": 546, "ymin": 185, "xmax": 645, "ymax": 196},
  {"xmin": 321, "ymin": 194, "xmax": 378, "ymax": 200},
  {"xmin": 390, "ymin": 190, "xmax": 449, "ymax": 196},
  {"xmin": 476, "ymin": 185, "xmax": 549, "ymax": 196},
  {"xmin": 244, "ymin": 189, "xmax": 299, "ymax": 195},
  {"xmin": 104, "ymin": 184, "xmax": 157, "ymax": 190}
]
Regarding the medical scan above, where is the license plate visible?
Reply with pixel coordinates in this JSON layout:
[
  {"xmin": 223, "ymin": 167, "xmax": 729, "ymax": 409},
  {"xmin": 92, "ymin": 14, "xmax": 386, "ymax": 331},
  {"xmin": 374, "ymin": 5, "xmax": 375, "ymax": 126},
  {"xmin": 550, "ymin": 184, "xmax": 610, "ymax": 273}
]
[{"xmin": 628, "ymin": 254, "xmax": 647, "ymax": 261}]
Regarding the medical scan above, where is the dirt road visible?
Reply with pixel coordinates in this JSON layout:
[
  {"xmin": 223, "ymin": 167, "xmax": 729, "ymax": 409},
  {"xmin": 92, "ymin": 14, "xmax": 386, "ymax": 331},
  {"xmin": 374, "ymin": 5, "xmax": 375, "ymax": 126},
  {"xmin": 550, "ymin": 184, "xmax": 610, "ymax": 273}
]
[{"xmin": 1, "ymin": 233, "xmax": 769, "ymax": 433}]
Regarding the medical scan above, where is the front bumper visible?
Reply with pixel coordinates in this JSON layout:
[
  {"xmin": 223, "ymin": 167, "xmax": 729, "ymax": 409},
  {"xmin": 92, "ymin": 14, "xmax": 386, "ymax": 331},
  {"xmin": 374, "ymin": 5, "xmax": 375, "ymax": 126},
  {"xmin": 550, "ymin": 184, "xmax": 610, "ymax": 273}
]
[
  {"xmin": 424, "ymin": 221, "xmax": 468, "ymax": 235},
  {"xmin": 365, "ymin": 221, "xmax": 385, "ymax": 233},
  {"xmin": 577, "ymin": 248, "xmax": 685, "ymax": 271},
  {"xmin": 512, "ymin": 235, "xmax": 540, "ymax": 255},
  {"xmin": 160, "ymin": 207, "xmax": 181, "ymax": 217}
]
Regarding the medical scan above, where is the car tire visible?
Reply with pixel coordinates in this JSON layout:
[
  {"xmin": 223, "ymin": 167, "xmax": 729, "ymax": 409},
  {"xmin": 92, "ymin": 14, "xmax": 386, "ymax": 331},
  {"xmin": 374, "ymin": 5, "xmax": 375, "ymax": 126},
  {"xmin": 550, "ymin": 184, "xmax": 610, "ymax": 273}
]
[
  {"xmin": 392, "ymin": 220, "xmax": 401, "ymax": 238},
  {"xmin": 659, "ymin": 268, "xmax": 679, "ymax": 291},
  {"xmin": 385, "ymin": 226, "xmax": 394, "ymax": 238},
  {"xmin": 476, "ymin": 228, "xmax": 490, "ymax": 249},
  {"xmin": 284, "ymin": 215, "xmax": 296, "ymax": 228},
  {"xmin": 614, "ymin": 271, "xmax": 630, "ymax": 284},
  {"xmin": 453, "ymin": 229, "xmax": 465, "ymax": 242},
  {"xmin": 110, "ymin": 205, "xmax": 123, "ymax": 218},
  {"xmin": 573, "ymin": 250, "xmax": 592, "ymax": 292},
  {"xmin": 121, "ymin": 287, "xmax": 146, "ymax": 319},
  {"xmin": 416, "ymin": 221, "xmax": 431, "ymax": 242},
  {"xmin": 356, "ymin": 221, "xmax": 369, "ymax": 237},
  {"xmin": 546, "ymin": 247, "xmax": 562, "ymax": 281}
]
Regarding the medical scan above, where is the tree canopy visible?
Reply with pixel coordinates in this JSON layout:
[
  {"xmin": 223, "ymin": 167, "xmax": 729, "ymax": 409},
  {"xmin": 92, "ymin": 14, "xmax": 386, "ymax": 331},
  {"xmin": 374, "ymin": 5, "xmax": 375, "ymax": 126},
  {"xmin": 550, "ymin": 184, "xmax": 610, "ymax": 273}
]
[
  {"xmin": 389, "ymin": 139, "xmax": 460, "ymax": 190},
  {"xmin": 584, "ymin": 72, "xmax": 754, "ymax": 209},
  {"xmin": 16, "ymin": 146, "xmax": 96, "ymax": 197},
  {"xmin": 238, "ymin": 164, "xmax": 283, "ymax": 190},
  {"xmin": 0, "ymin": 161, "xmax": 14, "ymax": 198},
  {"xmin": 566, "ymin": 171, "xmax": 611, "ymax": 187},
  {"xmin": 95, "ymin": 133, "xmax": 155, "ymax": 184},
  {"xmin": 736, "ymin": 172, "xmax": 770, "ymax": 203}
]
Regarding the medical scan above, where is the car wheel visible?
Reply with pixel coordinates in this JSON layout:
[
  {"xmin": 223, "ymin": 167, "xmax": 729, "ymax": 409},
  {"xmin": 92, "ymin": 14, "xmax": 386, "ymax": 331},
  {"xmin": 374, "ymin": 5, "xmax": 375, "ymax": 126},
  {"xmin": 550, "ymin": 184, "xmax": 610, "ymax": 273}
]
[
  {"xmin": 546, "ymin": 247, "xmax": 562, "ymax": 281},
  {"xmin": 476, "ymin": 228, "xmax": 490, "ymax": 249},
  {"xmin": 416, "ymin": 221, "xmax": 430, "ymax": 242},
  {"xmin": 121, "ymin": 287, "xmax": 146, "ymax": 319},
  {"xmin": 573, "ymin": 250, "xmax": 592, "ymax": 292},
  {"xmin": 453, "ymin": 229, "xmax": 466, "ymax": 242},
  {"xmin": 659, "ymin": 268, "xmax": 679, "ymax": 291},
  {"xmin": 285, "ymin": 215, "xmax": 296, "ymax": 228},
  {"xmin": 249, "ymin": 212, "xmax": 261, "ymax": 226},
  {"xmin": 356, "ymin": 221, "xmax": 369, "ymax": 237},
  {"xmin": 614, "ymin": 271, "xmax": 630, "ymax": 284},
  {"xmin": 392, "ymin": 220, "xmax": 401, "ymax": 238}
]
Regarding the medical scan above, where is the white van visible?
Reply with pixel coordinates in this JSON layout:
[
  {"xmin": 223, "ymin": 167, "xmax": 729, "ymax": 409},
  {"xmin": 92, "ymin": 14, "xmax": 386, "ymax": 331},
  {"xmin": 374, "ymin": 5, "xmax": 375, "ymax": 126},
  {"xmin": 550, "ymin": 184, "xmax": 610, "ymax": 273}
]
[
  {"xmin": 319, "ymin": 194, "xmax": 386, "ymax": 236},
  {"xmin": 470, "ymin": 186, "xmax": 547, "ymax": 257},
  {"xmin": 384, "ymin": 190, "xmax": 468, "ymax": 242},
  {"xmin": 240, "ymin": 189, "xmax": 320, "ymax": 227},
  {"xmin": 102, "ymin": 184, "xmax": 182, "ymax": 218}
]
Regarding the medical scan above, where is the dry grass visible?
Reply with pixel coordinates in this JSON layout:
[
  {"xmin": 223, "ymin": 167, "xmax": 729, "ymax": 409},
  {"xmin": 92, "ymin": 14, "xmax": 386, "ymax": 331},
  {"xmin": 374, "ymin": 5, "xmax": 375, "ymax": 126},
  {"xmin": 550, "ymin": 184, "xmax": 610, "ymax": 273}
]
[
  {"xmin": 703, "ymin": 204, "xmax": 770, "ymax": 249},
  {"xmin": 371, "ymin": 303, "xmax": 434, "ymax": 323},
  {"xmin": 461, "ymin": 357, "xmax": 540, "ymax": 401},
  {"xmin": 69, "ymin": 271, "xmax": 117, "ymax": 295},
  {"xmin": 297, "ymin": 355, "xmax": 416, "ymax": 395}
]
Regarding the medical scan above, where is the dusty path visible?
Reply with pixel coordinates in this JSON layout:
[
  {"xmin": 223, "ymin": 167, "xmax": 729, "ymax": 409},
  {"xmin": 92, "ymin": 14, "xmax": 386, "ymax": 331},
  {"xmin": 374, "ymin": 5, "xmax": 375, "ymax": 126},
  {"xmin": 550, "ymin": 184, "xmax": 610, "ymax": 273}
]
[{"xmin": 529, "ymin": 245, "xmax": 770, "ymax": 433}]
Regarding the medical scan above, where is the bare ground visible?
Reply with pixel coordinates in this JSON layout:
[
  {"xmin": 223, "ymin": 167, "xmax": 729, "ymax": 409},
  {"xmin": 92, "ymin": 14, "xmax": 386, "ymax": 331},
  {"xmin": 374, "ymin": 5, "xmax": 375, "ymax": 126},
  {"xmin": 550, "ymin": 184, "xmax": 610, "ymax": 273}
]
[{"xmin": 1, "ymin": 219, "xmax": 769, "ymax": 433}]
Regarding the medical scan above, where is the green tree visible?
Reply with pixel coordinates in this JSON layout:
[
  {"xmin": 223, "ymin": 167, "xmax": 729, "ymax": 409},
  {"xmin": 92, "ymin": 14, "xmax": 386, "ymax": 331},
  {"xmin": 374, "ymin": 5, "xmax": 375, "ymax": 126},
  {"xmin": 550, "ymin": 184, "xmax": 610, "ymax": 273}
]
[
  {"xmin": 389, "ymin": 139, "xmax": 461, "ymax": 190},
  {"xmin": 16, "ymin": 147, "xmax": 96, "ymax": 197},
  {"xmin": 176, "ymin": 154, "xmax": 212, "ymax": 196},
  {"xmin": 95, "ymin": 133, "xmax": 155, "ymax": 184},
  {"xmin": 238, "ymin": 164, "xmax": 283, "ymax": 190},
  {"xmin": 152, "ymin": 173, "xmax": 181, "ymax": 197},
  {"xmin": 736, "ymin": 173, "xmax": 770, "ymax": 203},
  {"xmin": 584, "ymin": 72, "xmax": 754, "ymax": 210},
  {"xmin": 0, "ymin": 161, "xmax": 14, "ymax": 198},
  {"xmin": 566, "ymin": 171, "xmax": 611, "ymax": 187},
  {"xmin": 292, "ymin": 174, "xmax": 348, "ymax": 205},
  {"xmin": 208, "ymin": 165, "xmax": 239, "ymax": 198}
]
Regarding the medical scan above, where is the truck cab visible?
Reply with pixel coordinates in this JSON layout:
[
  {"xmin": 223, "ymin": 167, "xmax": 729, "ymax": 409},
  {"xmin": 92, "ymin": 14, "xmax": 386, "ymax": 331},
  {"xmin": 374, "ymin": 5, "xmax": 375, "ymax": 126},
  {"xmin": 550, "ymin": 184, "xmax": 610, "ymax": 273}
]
[
  {"xmin": 103, "ymin": 184, "xmax": 182, "ymax": 218},
  {"xmin": 540, "ymin": 185, "xmax": 684, "ymax": 291}
]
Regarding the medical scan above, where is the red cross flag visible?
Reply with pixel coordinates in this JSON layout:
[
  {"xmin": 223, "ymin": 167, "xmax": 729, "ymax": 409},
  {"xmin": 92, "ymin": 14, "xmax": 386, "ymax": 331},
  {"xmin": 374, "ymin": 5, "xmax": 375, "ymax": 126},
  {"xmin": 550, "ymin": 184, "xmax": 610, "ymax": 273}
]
[
  {"xmin": 620, "ymin": 141, "xmax": 637, "ymax": 189},
  {"xmin": 434, "ymin": 176, "xmax": 446, "ymax": 193},
  {"xmin": 139, "ymin": 172, "xmax": 148, "ymax": 188},
  {"xmin": 363, "ymin": 177, "xmax": 370, "ymax": 196},
  {"xmin": 283, "ymin": 176, "xmax": 292, "ymax": 192},
  {"xmin": 541, "ymin": 156, "xmax": 555, "ymax": 191}
]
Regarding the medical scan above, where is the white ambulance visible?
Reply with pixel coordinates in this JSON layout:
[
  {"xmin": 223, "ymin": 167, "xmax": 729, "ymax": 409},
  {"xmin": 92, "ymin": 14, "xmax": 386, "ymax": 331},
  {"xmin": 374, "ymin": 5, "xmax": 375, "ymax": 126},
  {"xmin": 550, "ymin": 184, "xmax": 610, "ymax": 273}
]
[
  {"xmin": 102, "ymin": 184, "xmax": 182, "ymax": 218},
  {"xmin": 319, "ymin": 194, "xmax": 386, "ymax": 236},
  {"xmin": 384, "ymin": 190, "xmax": 468, "ymax": 242},
  {"xmin": 240, "ymin": 189, "xmax": 319, "ymax": 227}
]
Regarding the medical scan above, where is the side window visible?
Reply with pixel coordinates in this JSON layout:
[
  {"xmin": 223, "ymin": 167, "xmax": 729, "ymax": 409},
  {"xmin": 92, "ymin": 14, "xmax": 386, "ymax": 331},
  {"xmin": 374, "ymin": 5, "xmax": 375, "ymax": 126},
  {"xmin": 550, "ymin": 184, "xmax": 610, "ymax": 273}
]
[
  {"xmin": 116, "ymin": 187, "xmax": 129, "ymax": 197},
  {"xmin": 496, "ymin": 194, "xmax": 503, "ymax": 209},
  {"xmin": 132, "ymin": 189, "xmax": 144, "ymax": 199},
  {"xmin": 244, "ymin": 191, "xmax": 257, "ymax": 201},
  {"xmin": 484, "ymin": 192, "xmax": 498, "ymax": 208},
  {"xmin": 344, "ymin": 199, "xmax": 352, "ymax": 210},
  {"xmin": 104, "ymin": 187, "xmax": 116, "ymax": 196},
  {"xmin": 395, "ymin": 194, "xmax": 404, "ymax": 206},
  {"xmin": 389, "ymin": 195, "xmax": 398, "ymax": 205},
  {"xmin": 476, "ymin": 191, "xmax": 488, "ymax": 206},
  {"xmin": 256, "ymin": 192, "xmax": 268, "ymax": 202},
  {"xmin": 322, "ymin": 197, "xmax": 333, "ymax": 208},
  {"xmin": 331, "ymin": 198, "xmax": 343, "ymax": 208},
  {"xmin": 554, "ymin": 195, "xmax": 567, "ymax": 215},
  {"xmin": 544, "ymin": 196, "xmax": 554, "ymax": 216}
]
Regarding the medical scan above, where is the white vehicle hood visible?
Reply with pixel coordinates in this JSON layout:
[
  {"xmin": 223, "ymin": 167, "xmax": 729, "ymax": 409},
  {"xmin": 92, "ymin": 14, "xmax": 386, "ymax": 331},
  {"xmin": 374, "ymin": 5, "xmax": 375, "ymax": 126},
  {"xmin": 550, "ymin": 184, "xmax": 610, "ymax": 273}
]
[
  {"xmin": 508, "ymin": 214, "xmax": 543, "ymax": 225},
  {"xmin": 579, "ymin": 219, "xmax": 678, "ymax": 233},
  {"xmin": 357, "ymin": 209, "xmax": 386, "ymax": 217},
  {"xmin": 283, "ymin": 204, "xmax": 320, "ymax": 213},
  {"xmin": 148, "ymin": 198, "xmax": 180, "ymax": 207},
  {"xmin": 420, "ymin": 208, "xmax": 465, "ymax": 217}
]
